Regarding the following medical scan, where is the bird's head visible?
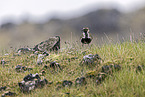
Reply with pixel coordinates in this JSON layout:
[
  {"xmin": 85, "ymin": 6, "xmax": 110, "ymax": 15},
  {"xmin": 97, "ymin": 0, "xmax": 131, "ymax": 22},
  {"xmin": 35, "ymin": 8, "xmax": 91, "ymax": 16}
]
[
  {"xmin": 55, "ymin": 36, "xmax": 60, "ymax": 41},
  {"xmin": 82, "ymin": 27, "xmax": 89, "ymax": 33}
]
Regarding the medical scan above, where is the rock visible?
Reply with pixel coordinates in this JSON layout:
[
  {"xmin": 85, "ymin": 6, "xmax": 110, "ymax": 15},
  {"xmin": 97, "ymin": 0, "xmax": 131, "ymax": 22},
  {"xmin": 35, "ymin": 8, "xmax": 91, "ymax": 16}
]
[
  {"xmin": 19, "ymin": 79, "xmax": 48, "ymax": 92},
  {"xmin": 33, "ymin": 36, "xmax": 60, "ymax": 52},
  {"xmin": 15, "ymin": 65, "xmax": 27, "ymax": 72},
  {"xmin": 93, "ymin": 54, "xmax": 102, "ymax": 60},
  {"xmin": 80, "ymin": 54, "xmax": 101, "ymax": 66},
  {"xmin": 23, "ymin": 73, "xmax": 40, "ymax": 82},
  {"xmin": 36, "ymin": 51, "xmax": 49, "ymax": 65},
  {"xmin": 96, "ymin": 64, "xmax": 121, "ymax": 84},
  {"xmin": 18, "ymin": 73, "xmax": 48, "ymax": 93},
  {"xmin": 1, "ymin": 91, "xmax": 16, "ymax": 97},
  {"xmin": 38, "ymin": 54, "xmax": 44, "ymax": 59},
  {"xmin": 83, "ymin": 54, "xmax": 95, "ymax": 65},
  {"xmin": 35, "ymin": 79, "xmax": 48, "ymax": 88},
  {"xmin": 0, "ymin": 86, "xmax": 6, "ymax": 91},
  {"xmin": 36, "ymin": 54, "xmax": 44, "ymax": 65},
  {"xmin": 96, "ymin": 73, "xmax": 107, "ymax": 84},
  {"xmin": 15, "ymin": 65, "xmax": 32, "ymax": 72},
  {"xmin": 75, "ymin": 77, "xmax": 87, "ymax": 85},
  {"xmin": 101, "ymin": 65, "xmax": 111, "ymax": 73},
  {"xmin": 102, "ymin": 64, "xmax": 121, "ymax": 73},
  {"xmin": 62, "ymin": 80, "xmax": 73, "ymax": 87},
  {"xmin": 18, "ymin": 80, "xmax": 36, "ymax": 93},
  {"xmin": 49, "ymin": 61, "xmax": 61, "ymax": 70}
]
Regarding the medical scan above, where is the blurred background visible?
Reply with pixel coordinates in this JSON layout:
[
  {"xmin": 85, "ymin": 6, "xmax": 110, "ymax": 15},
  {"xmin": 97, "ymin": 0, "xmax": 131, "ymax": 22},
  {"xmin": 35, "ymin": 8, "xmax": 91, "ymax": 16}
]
[{"xmin": 0, "ymin": 0, "xmax": 145, "ymax": 49}]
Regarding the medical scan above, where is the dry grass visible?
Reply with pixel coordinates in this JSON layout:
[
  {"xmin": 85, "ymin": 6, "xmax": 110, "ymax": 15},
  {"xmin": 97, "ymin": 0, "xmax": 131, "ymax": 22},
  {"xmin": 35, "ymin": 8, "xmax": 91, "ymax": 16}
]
[{"xmin": 0, "ymin": 39, "xmax": 145, "ymax": 97}]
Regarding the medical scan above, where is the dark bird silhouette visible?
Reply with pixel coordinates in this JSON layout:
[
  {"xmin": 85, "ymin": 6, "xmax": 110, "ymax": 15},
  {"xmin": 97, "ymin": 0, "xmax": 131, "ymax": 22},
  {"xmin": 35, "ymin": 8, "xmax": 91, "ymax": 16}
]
[{"xmin": 81, "ymin": 27, "xmax": 93, "ymax": 46}]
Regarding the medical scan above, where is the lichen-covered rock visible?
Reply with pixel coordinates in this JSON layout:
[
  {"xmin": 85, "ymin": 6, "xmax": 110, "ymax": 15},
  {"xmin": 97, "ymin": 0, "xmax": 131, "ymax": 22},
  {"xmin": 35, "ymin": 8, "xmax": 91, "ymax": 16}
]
[
  {"xmin": 49, "ymin": 61, "xmax": 61, "ymax": 70},
  {"xmin": 96, "ymin": 72, "xmax": 107, "ymax": 84},
  {"xmin": 33, "ymin": 36, "xmax": 60, "ymax": 52},
  {"xmin": 36, "ymin": 54, "xmax": 44, "ymax": 65},
  {"xmin": 1, "ymin": 91, "xmax": 16, "ymax": 97},
  {"xmin": 15, "ymin": 65, "xmax": 33, "ymax": 72},
  {"xmin": 18, "ymin": 73, "xmax": 48, "ymax": 93},
  {"xmin": 101, "ymin": 65, "xmax": 112, "ymax": 73},
  {"xmin": 75, "ymin": 77, "xmax": 87, "ymax": 85},
  {"xmin": 35, "ymin": 79, "xmax": 48, "ymax": 88},
  {"xmin": 0, "ymin": 86, "xmax": 6, "ymax": 91},
  {"xmin": 18, "ymin": 80, "xmax": 36, "ymax": 93},
  {"xmin": 15, "ymin": 65, "xmax": 27, "ymax": 72},
  {"xmin": 80, "ymin": 54, "xmax": 101, "ymax": 66},
  {"xmin": 36, "ymin": 52, "xmax": 49, "ymax": 65},
  {"xmin": 101, "ymin": 64, "xmax": 121, "ymax": 73},
  {"xmin": 62, "ymin": 80, "xmax": 73, "ymax": 87},
  {"xmin": 23, "ymin": 73, "xmax": 40, "ymax": 82}
]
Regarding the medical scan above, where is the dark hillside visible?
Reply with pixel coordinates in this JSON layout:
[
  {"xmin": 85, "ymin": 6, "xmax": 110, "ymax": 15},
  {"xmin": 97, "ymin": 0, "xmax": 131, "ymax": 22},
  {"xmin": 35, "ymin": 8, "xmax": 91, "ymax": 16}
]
[{"xmin": 0, "ymin": 7, "xmax": 145, "ymax": 48}]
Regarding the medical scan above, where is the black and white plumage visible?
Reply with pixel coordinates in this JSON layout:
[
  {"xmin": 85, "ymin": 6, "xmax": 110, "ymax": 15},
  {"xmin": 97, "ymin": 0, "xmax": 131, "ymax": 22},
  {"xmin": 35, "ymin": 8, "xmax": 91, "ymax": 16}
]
[
  {"xmin": 33, "ymin": 36, "xmax": 60, "ymax": 52},
  {"xmin": 81, "ymin": 27, "xmax": 93, "ymax": 45}
]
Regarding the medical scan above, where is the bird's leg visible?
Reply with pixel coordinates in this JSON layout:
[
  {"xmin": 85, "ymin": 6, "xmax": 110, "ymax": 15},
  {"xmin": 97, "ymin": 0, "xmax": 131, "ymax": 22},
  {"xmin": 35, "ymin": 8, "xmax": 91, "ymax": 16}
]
[{"xmin": 88, "ymin": 44, "xmax": 91, "ymax": 49}]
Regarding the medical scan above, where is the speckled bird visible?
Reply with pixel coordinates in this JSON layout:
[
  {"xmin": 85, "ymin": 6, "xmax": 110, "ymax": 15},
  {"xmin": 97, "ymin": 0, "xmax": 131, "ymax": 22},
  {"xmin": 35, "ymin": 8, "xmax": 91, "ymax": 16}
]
[
  {"xmin": 81, "ymin": 27, "xmax": 93, "ymax": 46},
  {"xmin": 33, "ymin": 36, "xmax": 60, "ymax": 52}
]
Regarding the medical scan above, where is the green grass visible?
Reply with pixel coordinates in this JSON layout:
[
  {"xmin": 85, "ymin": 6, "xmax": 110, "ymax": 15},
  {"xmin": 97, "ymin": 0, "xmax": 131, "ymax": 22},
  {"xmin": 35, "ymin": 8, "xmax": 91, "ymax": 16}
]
[{"xmin": 0, "ymin": 40, "xmax": 145, "ymax": 97}]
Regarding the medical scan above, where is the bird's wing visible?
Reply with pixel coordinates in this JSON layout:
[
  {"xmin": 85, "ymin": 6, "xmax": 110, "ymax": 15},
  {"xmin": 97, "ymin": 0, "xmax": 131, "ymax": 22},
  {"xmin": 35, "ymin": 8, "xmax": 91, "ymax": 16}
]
[
  {"xmin": 89, "ymin": 33, "xmax": 93, "ymax": 39},
  {"xmin": 37, "ymin": 36, "xmax": 60, "ymax": 51},
  {"xmin": 80, "ymin": 33, "xmax": 85, "ymax": 39},
  {"xmin": 45, "ymin": 37, "xmax": 59, "ymax": 48}
]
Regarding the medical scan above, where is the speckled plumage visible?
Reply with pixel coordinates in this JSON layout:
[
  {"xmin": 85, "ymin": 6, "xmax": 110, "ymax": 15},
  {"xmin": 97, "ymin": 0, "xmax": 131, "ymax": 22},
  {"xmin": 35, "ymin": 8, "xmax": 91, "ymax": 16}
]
[{"xmin": 33, "ymin": 36, "xmax": 60, "ymax": 52}]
